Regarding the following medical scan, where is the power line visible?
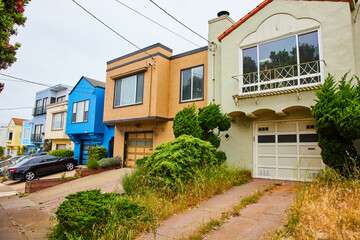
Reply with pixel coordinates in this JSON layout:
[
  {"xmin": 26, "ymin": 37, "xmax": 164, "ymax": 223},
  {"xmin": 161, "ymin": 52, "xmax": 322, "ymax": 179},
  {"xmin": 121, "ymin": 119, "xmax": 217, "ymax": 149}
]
[
  {"xmin": 72, "ymin": 0, "xmax": 154, "ymax": 60},
  {"xmin": 0, "ymin": 107, "xmax": 33, "ymax": 111},
  {"xmin": 149, "ymin": 0, "xmax": 210, "ymax": 44},
  {"xmin": 0, "ymin": 73, "xmax": 52, "ymax": 87},
  {"xmin": 114, "ymin": 0, "xmax": 201, "ymax": 48}
]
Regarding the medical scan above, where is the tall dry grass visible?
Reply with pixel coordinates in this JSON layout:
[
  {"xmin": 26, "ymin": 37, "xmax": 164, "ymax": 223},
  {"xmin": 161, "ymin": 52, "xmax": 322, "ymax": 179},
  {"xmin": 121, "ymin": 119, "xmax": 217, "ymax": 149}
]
[{"xmin": 275, "ymin": 168, "xmax": 360, "ymax": 239}]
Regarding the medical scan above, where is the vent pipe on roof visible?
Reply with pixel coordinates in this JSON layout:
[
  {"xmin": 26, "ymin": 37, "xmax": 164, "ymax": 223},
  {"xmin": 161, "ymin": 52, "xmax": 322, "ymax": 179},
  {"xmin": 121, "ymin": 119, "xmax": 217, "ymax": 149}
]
[{"xmin": 217, "ymin": 11, "xmax": 230, "ymax": 17}]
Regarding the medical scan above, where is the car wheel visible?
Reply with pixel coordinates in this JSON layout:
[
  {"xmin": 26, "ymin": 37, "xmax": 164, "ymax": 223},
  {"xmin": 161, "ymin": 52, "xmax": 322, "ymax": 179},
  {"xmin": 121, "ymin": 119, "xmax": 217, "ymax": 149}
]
[
  {"xmin": 66, "ymin": 162, "xmax": 74, "ymax": 171},
  {"xmin": 25, "ymin": 171, "xmax": 36, "ymax": 181}
]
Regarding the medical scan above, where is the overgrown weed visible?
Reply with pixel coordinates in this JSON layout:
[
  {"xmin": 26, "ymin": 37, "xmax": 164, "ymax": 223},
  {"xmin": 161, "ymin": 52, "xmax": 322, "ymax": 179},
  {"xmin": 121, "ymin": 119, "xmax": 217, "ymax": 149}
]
[{"xmin": 274, "ymin": 167, "xmax": 360, "ymax": 239}]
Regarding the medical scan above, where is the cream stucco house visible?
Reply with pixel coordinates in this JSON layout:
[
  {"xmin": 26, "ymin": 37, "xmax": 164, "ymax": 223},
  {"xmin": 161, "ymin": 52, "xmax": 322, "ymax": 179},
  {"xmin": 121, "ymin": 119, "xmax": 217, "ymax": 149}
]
[
  {"xmin": 44, "ymin": 100, "xmax": 73, "ymax": 151},
  {"xmin": 208, "ymin": 0, "xmax": 359, "ymax": 180}
]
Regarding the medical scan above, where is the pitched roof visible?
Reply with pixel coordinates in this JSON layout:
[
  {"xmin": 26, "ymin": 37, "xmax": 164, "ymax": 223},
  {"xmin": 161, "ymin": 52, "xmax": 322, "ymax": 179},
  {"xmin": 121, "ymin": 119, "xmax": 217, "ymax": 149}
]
[
  {"xmin": 69, "ymin": 76, "xmax": 105, "ymax": 95},
  {"xmin": 218, "ymin": 0, "xmax": 354, "ymax": 42},
  {"xmin": 83, "ymin": 77, "xmax": 106, "ymax": 89},
  {"xmin": 12, "ymin": 118, "xmax": 28, "ymax": 125}
]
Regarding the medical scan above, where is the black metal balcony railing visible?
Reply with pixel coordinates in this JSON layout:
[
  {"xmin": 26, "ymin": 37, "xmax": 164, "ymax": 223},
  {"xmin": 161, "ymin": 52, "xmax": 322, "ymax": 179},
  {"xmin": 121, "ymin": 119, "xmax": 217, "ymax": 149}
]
[
  {"xmin": 31, "ymin": 134, "xmax": 43, "ymax": 142},
  {"xmin": 33, "ymin": 106, "xmax": 47, "ymax": 116}
]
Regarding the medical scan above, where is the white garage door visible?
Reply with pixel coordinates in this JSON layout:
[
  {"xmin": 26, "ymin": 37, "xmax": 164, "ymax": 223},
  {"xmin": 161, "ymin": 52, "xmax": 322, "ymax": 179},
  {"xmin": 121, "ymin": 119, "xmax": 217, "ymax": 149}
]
[{"xmin": 254, "ymin": 120, "xmax": 325, "ymax": 181}]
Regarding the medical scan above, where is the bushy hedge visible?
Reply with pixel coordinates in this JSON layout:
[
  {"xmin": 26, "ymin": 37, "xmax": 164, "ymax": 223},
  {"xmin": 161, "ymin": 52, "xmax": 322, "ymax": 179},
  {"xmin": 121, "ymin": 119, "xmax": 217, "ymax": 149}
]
[
  {"xmin": 312, "ymin": 73, "xmax": 360, "ymax": 174},
  {"xmin": 48, "ymin": 149, "xmax": 74, "ymax": 158},
  {"xmin": 51, "ymin": 189, "xmax": 154, "ymax": 240},
  {"xmin": 142, "ymin": 135, "xmax": 225, "ymax": 186},
  {"xmin": 98, "ymin": 157, "xmax": 121, "ymax": 168},
  {"xmin": 87, "ymin": 147, "xmax": 107, "ymax": 169}
]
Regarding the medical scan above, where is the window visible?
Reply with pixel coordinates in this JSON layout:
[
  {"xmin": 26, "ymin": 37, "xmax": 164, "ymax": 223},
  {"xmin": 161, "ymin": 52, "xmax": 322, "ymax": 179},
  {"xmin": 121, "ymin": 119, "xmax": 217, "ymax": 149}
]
[
  {"xmin": 180, "ymin": 65, "xmax": 204, "ymax": 102},
  {"xmin": 44, "ymin": 155, "xmax": 60, "ymax": 161},
  {"xmin": 8, "ymin": 132, "xmax": 13, "ymax": 141},
  {"xmin": 50, "ymin": 97, "xmax": 56, "ymax": 104},
  {"xmin": 57, "ymin": 95, "xmax": 65, "ymax": 102},
  {"xmin": 34, "ymin": 125, "xmax": 42, "ymax": 135},
  {"xmin": 35, "ymin": 99, "xmax": 43, "ymax": 115},
  {"xmin": 52, "ymin": 113, "xmax": 64, "ymax": 130},
  {"xmin": 23, "ymin": 128, "xmax": 30, "ymax": 139},
  {"xmin": 114, "ymin": 73, "xmax": 144, "ymax": 107},
  {"xmin": 241, "ymin": 31, "xmax": 320, "ymax": 93},
  {"xmin": 42, "ymin": 97, "xmax": 48, "ymax": 112},
  {"xmin": 56, "ymin": 144, "xmax": 66, "ymax": 150},
  {"xmin": 72, "ymin": 100, "xmax": 89, "ymax": 123}
]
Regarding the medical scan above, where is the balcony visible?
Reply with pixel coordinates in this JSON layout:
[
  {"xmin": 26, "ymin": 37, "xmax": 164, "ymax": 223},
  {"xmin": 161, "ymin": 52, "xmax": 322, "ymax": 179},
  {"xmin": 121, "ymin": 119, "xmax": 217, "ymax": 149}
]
[
  {"xmin": 33, "ymin": 106, "xmax": 47, "ymax": 116},
  {"xmin": 233, "ymin": 60, "xmax": 323, "ymax": 101},
  {"xmin": 31, "ymin": 134, "xmax": 43, "ymax": 143}
]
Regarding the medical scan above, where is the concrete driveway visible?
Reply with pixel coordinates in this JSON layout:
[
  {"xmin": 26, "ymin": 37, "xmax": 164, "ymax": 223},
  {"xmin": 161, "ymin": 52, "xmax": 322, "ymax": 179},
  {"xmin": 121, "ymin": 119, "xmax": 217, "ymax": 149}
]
[{"xmin": 0, "ymin": 167, "xmax": 133, "ymax": 240}]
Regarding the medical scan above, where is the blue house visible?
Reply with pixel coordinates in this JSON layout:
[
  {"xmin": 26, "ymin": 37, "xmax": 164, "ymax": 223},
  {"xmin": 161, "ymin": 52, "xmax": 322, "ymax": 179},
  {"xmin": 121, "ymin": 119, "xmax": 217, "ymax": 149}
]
[
  {"xmin": 20, "ymin": 120, "xmax": 36, "ymax": 154},
  {"xmin": 66, "ymin": 77, "xmax": 114, "ymax": 164}
]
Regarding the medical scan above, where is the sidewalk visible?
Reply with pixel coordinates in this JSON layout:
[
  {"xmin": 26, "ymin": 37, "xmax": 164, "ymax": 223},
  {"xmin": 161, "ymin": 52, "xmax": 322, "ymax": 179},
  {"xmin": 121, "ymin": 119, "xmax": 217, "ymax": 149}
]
[{"xmin": 140, "ymin": 179, "xmax": 297, "ymax": 240}]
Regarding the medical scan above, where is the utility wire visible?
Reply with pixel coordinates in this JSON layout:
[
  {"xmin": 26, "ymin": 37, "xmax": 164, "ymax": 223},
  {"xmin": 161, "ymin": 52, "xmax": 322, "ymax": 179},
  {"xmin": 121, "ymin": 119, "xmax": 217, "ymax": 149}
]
[
  {"xmin": 149, "ymin": 0, "xmax": 210, "ymax": 44},
  {"xmin": 72, "ymin": 0, "xmax": 154, "ymax": 60},
  {"xmin": 0, "ymin": 107, "xmax": 33, "ymax": 110},
  {"xmin": 114, "ymin": 0, "xmax": 201, "ymax": 48},
  {"xmin": 0, "ymin": 73, "xmax": 52, "ymax": 87}
]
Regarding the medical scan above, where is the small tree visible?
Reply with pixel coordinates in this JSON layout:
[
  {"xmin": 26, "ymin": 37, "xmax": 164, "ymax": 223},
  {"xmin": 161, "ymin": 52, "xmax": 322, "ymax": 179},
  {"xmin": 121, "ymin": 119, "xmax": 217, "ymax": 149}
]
[
  {"xmin": 0, "ymin": 146, "xmax": 4, "ymax": 157},
  {"xmin": 173, "ymin": 104, "xmax": 231, "ymax": 148},
  {"xmin": 21, "ymin": 145, "xmax": 27, "ymax": 155},
  {"xmin": 311, "ymin": 73, "xmax": 360, "ymax": 174},
  {"xmin": 43, "ymin": 139, "xmax": 52, "ymax": 152}
]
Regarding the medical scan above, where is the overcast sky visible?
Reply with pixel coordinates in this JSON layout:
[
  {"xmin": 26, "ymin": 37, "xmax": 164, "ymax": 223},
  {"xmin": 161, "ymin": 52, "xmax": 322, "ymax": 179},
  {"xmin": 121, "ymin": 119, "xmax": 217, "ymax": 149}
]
[{"xmin": 0, "ymin": 0, "xmax": 263, "ymax": 126}]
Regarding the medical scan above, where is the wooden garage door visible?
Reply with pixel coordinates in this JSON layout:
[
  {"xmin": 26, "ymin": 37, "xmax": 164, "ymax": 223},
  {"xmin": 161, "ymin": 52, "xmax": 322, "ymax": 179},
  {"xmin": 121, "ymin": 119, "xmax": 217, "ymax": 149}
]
[
  {"xmin": 255, "ymin": 120, "xmax": 325, "ymax": 181},
  {"xmin": 125, "ymin": 132, "xmax": 153, "ymax": 167}
]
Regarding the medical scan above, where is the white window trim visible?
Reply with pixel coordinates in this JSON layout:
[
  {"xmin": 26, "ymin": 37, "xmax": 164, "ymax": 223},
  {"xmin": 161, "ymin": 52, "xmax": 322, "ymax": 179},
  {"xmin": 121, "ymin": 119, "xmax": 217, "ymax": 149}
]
[
  {"xmin": 52, "ymin": 112, "xmax": 64, "ymax": 130},
  {"xmin": 72, "ymin": 100, "xmax": 89, "ymax": 123},
  {"xmin": 114, "ymin": 74, "xmax": 143, "ymax": 107}
]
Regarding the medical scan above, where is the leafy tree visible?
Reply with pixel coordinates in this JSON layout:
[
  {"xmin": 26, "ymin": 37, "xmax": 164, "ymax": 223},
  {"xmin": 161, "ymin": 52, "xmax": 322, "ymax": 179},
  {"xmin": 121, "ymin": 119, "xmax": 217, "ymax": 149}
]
[
  {"xmin": 21, "ymin": 145, "xmax": 26, "ymax": 155},
  {"xmin": 173, "ymin": 104, "xmax": 231, "ymax": 148},
  {"xmin": 311, "ymin": 73, "xmax": 360, "ymax": 174},
  {"xmin": 43, "ymin": 139, "xmax": 52, "ymax": 152},
  {"xmin": 0, "ymin": 0, "xmax": 31, "ymax": 92}
]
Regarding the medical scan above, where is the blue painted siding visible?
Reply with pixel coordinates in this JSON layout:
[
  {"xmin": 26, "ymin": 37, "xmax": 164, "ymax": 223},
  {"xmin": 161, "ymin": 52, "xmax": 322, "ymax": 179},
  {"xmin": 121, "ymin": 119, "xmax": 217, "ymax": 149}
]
[{"xmin": 66, "ymin": 77, "xmax": 114, "ymax": 164}]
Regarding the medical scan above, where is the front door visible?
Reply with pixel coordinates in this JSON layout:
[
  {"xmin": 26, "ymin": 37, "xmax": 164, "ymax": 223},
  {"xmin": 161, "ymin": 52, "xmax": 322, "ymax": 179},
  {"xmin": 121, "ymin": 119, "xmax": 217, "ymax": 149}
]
[
  {"xmin": 125, "ymin": 132, "xmax": 153, "ymax": 167},
  {"xmin": 80, "ymin": 139, "xmax": 96, "ymax": 164}
]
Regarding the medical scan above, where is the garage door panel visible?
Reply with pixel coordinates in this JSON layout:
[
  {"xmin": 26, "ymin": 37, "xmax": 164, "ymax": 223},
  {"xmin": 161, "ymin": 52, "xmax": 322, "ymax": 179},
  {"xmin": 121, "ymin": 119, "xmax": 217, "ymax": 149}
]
[
  {"xmin": 278, "ymin": 157, "xmax": 298, "ymax": 167},
  {"xmin": 136, "ymin": 148, "xmax": 144, "ymax": 153},
  {"xmin": 298, "ymin": 121, "xmax": 316, "ymax": 131},
  {"xmin": 300, "ymin": 157, "xmax": 323, "ymax": 168},
  {"xmin": 278, "ymin": 168, "xmax": 298, "ymax": 179},
  {"xmin": 258, "ymin": 146, "xmax": 276, "ymax": 154},
  {"xmin": 137, "ymin": 133, "xmax": 145, "ymax": 138},
  {"xmin": 258, "ymin": 156, "xmax": 276, "ymax": 166},
  {"xmin": 278, "ymin": 146, "xmax": 298, "ymax": 154},
  {"xmin": 145, "ymin": 133, "xmax": 153, "ymax": 138},
  {"xmin": 257, "ymin": 123, "xmax": 275, "ymax": 133},
  {"xmin": 300, "ymin": 169, "xmax": 321, "ymax": 180},
  {"xmin": 277, "ymin": 122, "xmax": 296, "ymax": 132},
  {"xmin": 300, "ymin": 145, "xmax": 321, "ymax": 155}
]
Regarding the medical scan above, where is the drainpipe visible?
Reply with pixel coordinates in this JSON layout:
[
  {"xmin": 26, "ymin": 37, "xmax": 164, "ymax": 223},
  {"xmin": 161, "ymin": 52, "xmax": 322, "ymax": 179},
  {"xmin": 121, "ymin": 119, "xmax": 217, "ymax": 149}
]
[
  {"xmin": 148, "ymin": 61, "xmax": 154, "ymax": 117},
  {"xmin": 209, "ymin": 42, "xmax": 217, "ymax": 104}
]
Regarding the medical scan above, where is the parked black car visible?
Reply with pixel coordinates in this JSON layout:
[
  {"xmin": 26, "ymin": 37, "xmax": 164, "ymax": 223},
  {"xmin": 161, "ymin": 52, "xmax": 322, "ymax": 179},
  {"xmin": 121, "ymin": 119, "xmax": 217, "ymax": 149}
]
[{"xmin": 7, "ymin": 155, "xmax": 78, "ymax": 181}]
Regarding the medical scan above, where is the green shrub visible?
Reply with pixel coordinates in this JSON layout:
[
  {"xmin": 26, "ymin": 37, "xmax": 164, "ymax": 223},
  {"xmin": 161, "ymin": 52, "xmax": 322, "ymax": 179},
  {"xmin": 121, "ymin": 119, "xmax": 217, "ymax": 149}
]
[
  {"xmin": 173, "ymin": 104, "xmax": 202, "ymax": 139},
  {"xmin": 50, "ymin": 189, "xmax": 155, "ymax": 240},
  {"xmin": 142, "ymin": 135, "xmax": 225, "ymax": 186},
  {"xmin": 88, "ymin": 147, "xmax": 107, "ymax": 161},
  {"xmin": 135, "ymin": 156, "xmax": 148, "ymax": 166},
  {"xmin": 173, "ymin": 104, "xmax": 231, "ymax": 149},
  {"xmin": 98, "ymin": 157, "xmax": 121, "ymax": 168},
  {"xmin": 311, "ymin": 73, "xmax": 360, "ymax": 174},
  {"xmin": 87, "ymin": 157, "xmax": 100, "ymax": 169},
  {"xmin": 0, "ymin": 146, "xmax": 4, "ymax": 157},
  {"xmin": 48, "ymin": 149, "xmax": 74, "ymax": 158}
]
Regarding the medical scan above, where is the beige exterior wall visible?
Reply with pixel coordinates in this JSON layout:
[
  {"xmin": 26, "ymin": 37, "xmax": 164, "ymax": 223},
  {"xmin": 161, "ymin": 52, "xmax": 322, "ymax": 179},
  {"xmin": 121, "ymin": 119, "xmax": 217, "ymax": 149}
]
[
  {"xmin": 208, "ymin": 0, "xmax": 359, "ymax": 170},
  {"xmin": 104, "ymin": 45, "xmax": 208, "ymax": 164},
  {"xmin": 44, "ymin": 101, "xmax": 73, "ymax": 150}
]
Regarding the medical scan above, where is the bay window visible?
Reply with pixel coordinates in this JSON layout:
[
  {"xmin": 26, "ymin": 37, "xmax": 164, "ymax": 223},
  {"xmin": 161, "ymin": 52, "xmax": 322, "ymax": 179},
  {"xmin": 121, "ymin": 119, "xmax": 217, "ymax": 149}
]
[{"xmin": 114, "ymin": 73, "xmax": 144, "ymax": 107}]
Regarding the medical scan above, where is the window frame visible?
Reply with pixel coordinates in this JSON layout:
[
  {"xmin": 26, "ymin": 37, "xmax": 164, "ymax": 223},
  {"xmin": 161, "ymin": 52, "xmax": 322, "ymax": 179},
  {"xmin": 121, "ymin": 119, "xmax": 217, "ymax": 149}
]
[
  {"xmin": 52, "ymin": 112, "xmax": 64, "ymax": 130},
  {"xmin": 113, "ymin": 73, "xmax": 144, "ymax": 108},
  {"xmin": 23, "ymin": 128, "xmax": 30, "ymax": 139},
  {"xmin": 72, "ymin": 100, "xmax": 89, "ymax": 123},
  {"xmin": 57, "ymin": 95, "xmax": 66, "ymax": 102},
  {"xmin": 179, "ymin": 64, "xmax": 204, "ymax": 103}
]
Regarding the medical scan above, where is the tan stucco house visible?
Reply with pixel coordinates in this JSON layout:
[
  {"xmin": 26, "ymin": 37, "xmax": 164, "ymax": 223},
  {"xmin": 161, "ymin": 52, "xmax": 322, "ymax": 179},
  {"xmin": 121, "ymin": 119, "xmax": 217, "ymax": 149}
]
[
  {"xmin": 208, "ymin": 0, "xmax": 359, "ymax": 180},
  {"xmin": 103, "ymin": 43, "xmax": 208, "ymax": 167},
  {"xmin": 44, "ymin": 100, "xmax": 73, "ymax": 151}
]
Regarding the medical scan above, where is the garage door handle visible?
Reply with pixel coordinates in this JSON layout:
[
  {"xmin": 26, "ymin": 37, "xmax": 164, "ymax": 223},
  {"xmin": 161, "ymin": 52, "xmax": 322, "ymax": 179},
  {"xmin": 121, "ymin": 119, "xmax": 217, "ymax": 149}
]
[{"xmin": 308, "ymin": 148, "xmax": 315, "ymax": 150}]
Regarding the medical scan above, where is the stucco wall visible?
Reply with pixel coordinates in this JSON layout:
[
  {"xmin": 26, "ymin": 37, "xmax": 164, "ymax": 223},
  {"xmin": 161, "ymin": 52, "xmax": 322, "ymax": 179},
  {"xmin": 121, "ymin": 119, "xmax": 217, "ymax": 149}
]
[
  {"xmin": 45, "ymin": 101, "xmax": 69, "ymax": 140},
  {"xmin": 208, "ymin": 0, "xmax": 358, "ymax": 170}
]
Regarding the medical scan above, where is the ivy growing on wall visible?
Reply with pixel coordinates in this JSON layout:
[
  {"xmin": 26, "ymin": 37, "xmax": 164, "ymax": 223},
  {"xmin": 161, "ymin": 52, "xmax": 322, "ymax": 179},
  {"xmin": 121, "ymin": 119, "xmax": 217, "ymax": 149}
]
[{"xmin": 311, "ymin": 73, "xmax": 360, "ymax": 174}]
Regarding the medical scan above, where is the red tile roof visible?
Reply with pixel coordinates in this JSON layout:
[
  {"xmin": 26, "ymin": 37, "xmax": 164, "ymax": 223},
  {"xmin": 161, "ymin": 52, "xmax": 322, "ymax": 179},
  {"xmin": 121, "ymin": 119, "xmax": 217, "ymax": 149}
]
[{"xmin": 217, "ymin": 0, "xmax": 354, "ymax": 42}]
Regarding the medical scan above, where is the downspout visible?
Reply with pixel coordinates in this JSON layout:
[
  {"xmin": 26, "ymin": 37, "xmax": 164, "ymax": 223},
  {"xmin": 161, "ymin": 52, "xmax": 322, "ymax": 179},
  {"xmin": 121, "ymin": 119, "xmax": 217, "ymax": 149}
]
[
  {"xmin": 147, "ymin": 60, "xmax": 154, "ymax": 117},
  {"xmin": 209, "ymin": 42, "xmax": 217, "ymax": 104}
]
